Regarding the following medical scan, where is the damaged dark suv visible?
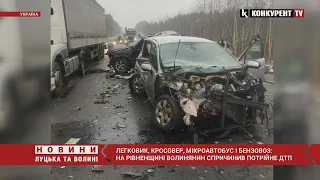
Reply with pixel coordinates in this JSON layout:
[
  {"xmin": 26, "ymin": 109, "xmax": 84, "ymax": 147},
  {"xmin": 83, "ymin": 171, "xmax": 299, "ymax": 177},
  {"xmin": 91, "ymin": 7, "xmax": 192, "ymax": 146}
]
[
  {"xmin": 129, "ymin": 36, "xmax": 267, "ymax": 131},
  {"xmin": 108, "ymin": 34, "xmax": 145, "ymax": 74}
]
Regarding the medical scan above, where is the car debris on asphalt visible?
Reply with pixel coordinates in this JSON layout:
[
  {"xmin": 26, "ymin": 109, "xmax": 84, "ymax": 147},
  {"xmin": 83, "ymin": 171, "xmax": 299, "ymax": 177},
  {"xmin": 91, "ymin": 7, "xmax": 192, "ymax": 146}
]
[
  {"xmin": 122, "ymin": 171, "xmax": 147, "ymax": 179},
  {"xmin": 146, "ymin": 168, "xmax": 155, "ymax": 173},
  {"xmin": 73, "ymin": 106, "xmax": 81, "ymax": 111},
  {"xmin": 91, "ymin": 165, "xmax": 104, "ymax": 172},
  {"xmin": 260, "ymin": 174, "xmax": 266, "ymax": 178},
  {"xmin": 94, "ymin": 99, "xmax": 109, "ymax": 104},
  {"xmin": 113, "ymin": 122, "xmax": 127, "ymax": 129}
]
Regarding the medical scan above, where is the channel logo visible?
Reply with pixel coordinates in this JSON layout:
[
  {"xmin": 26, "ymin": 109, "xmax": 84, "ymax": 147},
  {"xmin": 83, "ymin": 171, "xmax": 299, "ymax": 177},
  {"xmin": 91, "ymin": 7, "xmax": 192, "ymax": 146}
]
[{"xmin": 240, "ymin": 9, "xmax": 304, "ymax": 18}]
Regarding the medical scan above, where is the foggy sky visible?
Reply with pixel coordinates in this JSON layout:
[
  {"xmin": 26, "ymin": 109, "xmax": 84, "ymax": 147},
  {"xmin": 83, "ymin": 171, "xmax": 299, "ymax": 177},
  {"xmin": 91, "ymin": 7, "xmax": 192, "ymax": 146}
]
[{"xmin": 96, "ymin": 0, "xmax": 195, "ymax": 29}]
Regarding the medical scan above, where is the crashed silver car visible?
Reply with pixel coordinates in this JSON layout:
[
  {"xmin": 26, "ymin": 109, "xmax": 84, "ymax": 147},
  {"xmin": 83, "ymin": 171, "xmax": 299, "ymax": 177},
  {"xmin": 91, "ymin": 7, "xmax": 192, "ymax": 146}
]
[{"xmin": 129, "ymin": 36, "xmax": 267, "ymax": 131}]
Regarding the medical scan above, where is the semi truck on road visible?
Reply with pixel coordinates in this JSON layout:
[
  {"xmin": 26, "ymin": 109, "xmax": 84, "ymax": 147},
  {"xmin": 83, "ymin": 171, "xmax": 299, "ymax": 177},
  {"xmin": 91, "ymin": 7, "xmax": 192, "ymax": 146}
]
[
  {"xmin": 50, "ymin": 0, "xmax": 107, "ymax": 93},
  {"xmin": 124, "ymin": 28, "xmax": 136, "ymax": 44}
]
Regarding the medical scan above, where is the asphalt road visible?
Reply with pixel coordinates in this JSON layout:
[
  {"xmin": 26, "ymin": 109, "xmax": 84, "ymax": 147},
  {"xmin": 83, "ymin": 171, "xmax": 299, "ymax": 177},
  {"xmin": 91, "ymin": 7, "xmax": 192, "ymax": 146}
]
[{"xmin": 50, "ymin": 56, "xmax": 274, "ymax": 180}]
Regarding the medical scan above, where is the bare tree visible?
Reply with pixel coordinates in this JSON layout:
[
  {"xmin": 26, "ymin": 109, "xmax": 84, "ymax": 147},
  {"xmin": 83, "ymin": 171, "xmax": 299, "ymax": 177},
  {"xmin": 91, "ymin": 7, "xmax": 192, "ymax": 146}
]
[{"xmin": 135, "ymin": 0, "xmax": 273, "ymax": 61}]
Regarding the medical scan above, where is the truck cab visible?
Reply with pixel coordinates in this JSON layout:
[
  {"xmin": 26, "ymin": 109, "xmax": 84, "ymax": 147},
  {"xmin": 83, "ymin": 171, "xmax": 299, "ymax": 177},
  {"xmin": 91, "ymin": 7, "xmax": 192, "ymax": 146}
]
[
  {"xmin": 125, "ymin": 28, "xmax": 136, "ymax": 44},
  {"xmin": 50, "ymin": 0, "xmax": 68, "ymax": 92},
  {"xmin": 50, "ymin": 0, "xmax": 107, "ymax": 94}
]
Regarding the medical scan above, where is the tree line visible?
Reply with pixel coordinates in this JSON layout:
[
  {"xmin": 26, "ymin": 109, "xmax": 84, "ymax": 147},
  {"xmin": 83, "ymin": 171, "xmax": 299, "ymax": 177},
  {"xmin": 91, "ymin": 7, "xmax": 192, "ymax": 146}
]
[
  {"xmin": 135, "ymin": 0, "xmax": 273, "ymax": 63},
  {"xmin": 105, "ymin": 14, "xmax": 122, "ymax": 37}
]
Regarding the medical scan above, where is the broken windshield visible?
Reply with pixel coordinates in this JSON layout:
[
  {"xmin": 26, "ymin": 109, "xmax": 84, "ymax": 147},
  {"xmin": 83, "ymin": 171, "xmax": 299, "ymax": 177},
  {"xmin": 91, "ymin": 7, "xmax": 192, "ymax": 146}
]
[{"xmin": 160, "ymin": 42, "xmax": 242, "ymax": 72}]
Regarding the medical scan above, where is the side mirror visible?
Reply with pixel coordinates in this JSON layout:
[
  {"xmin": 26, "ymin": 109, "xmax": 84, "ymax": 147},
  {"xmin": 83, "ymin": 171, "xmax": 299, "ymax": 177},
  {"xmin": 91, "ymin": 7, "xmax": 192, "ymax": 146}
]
[
  {"xmin": 51, "ymin": 8, "xmax": 54, "ymax": 15},
  {"xmin": 141, "ymin": 62, "xmax": 152, "ymax": 71},
  {"xmin": 246, "ymin": 60, "xmax": 260, "ymax": 69}
]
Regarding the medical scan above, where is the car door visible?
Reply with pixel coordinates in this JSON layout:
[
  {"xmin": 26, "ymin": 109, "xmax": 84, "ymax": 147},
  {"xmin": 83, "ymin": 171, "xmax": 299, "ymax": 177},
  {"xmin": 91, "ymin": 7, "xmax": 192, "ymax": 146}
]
[
  {"xmin": 135, "ymin": 40, "xmax": 150, "ymax": 74},
  {"xmin": 144, "ymin": 42, "xmax": 159, "ymax": 102},
  {"xmin": 132, "ymin": 35, "xmax": 145, "ymax": 58},
  {"xmin": 238, "ymin": 37, "xmax": 265, "ymax": 80}
]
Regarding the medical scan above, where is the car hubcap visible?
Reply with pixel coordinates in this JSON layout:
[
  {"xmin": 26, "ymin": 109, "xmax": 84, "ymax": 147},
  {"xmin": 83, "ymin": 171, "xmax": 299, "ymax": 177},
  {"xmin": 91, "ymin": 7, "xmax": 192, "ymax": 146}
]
[
  {"xmin": 155, "ymin": 100, "xmax": 172, "ymax": 126},
  {"xmin": 115, "ymin": 61, "xmax": 125, "ymax": 72},
  {"xmin": 133, "ymin": 76, "xmax": 144, "ymax": 93}
]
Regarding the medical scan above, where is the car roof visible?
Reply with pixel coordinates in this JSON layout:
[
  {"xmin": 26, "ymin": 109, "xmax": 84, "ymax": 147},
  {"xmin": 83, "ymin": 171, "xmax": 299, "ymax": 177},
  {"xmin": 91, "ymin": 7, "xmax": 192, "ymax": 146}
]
[
  {"xmin": 155, "ymin": 31, "xmax": 178, "ymax": 36},
  {"xmin": 147, "ymin": 36, "xmax": 215, "ymax": 45}
]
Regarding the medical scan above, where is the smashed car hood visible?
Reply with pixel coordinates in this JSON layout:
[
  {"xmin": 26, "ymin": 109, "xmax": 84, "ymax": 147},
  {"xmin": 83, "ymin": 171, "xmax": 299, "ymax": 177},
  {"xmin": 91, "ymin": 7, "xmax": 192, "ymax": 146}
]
[
  {"xmin": 109, "ymin": 45, "xmax": 130, "ymax": 53},
  {"xmin": 160, "ymin": 67, "xmax": 261, "ymax": 125}
]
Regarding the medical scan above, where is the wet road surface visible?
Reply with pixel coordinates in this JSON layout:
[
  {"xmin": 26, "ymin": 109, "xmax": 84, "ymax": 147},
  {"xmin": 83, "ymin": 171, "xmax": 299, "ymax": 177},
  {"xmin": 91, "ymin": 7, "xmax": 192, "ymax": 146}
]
[{"xmin": 51, "ymin": 56, "xmax": 274, "ymax": 180}]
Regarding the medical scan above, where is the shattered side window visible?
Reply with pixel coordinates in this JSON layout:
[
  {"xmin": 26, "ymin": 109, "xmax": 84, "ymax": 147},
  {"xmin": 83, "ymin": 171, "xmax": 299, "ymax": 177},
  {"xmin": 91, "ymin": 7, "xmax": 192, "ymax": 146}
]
[{"xmin": 149, "ymin": 45, "xmax": 158, "ymax": 71}]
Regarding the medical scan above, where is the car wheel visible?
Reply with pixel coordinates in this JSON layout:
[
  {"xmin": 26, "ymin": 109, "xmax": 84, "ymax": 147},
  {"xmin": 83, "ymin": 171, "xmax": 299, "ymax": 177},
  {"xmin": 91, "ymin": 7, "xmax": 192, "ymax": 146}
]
[
  {"xmin": 76, "ymin": 53, "xmax": 86, "ymax": 77},
  {"xmin": 113, "ymin": 58, "xmax": 128, "ymax": 74},
  {"xmin": 129, "ymin": 74, "xmax": 146, "ymax": 96},
  {"xmin": 154, "ymin": 94, "xmax": 183, "ymax": 131},
  {"xmin": 53, "ymin": 61, "xmax": 65, "ymax": 95}
]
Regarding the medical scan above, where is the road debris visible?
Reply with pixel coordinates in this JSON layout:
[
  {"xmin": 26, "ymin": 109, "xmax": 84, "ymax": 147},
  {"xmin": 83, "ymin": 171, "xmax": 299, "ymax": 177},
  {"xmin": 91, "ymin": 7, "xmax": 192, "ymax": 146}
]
[
  {"xmin": 191, "ymin": 166, "xmax": 196, "ymax": 171},
  {"xmin": 146, "ymin": 168, "xmax": 154, "ymax": 173},
  {"xmin": 122, "ymin": 171, "xmax": 146, "ymax": 179},
  {"xmin": 91, "ymin": 165, "xmax": 104, "ymax": 172},
  {"xmin": 214, "ymin": 166, "xmax": 224, "ymax": 174},
  {"xmin": 94, "ymin": 99, "xmax": 109, "ymax": 104},
  {"xmin": 105, "ymin": 69, "xmax": 116, "ymax": 79},
  {"xmin": 60, "ymin": 166, "xmax": 66, "ymax": 169},
  {"xmin": 68, "ymin": 176, "xmax": 73, "ymax": 178},
  {"xmin": 114, "ymin": 104, "xmax": 123, "ymax": 109},
  {"xmin": 116, "ymin": 74, "xmax": 132, "ymax": 80},
  {"xmin": 113, "ymin": 122, "xmax": 127, "ymax": 129},
  {"xmin": 168, "ymin": 168, "xmax": 176, "ymax": 172},
  {"xmin": 100, "ymin": 91, "xmax": 109, "ymax": 95},
  {"xmin": 86, "ymin": 68, "xmax": 109, "ymax": 74},
  {"xmin": 199, "ymin": 176, "xmax": 204, "ymax": 180},
  {"xmin": 73, "ymin": 106, "xmax": 81, "ymax": 111},
  {"xmin": 260, "ymin": 174, "xmax": 266, "ymax": 178},
  {"xmin": 113, "ymin": 84, "xmax": 120, "ymax": 91}
]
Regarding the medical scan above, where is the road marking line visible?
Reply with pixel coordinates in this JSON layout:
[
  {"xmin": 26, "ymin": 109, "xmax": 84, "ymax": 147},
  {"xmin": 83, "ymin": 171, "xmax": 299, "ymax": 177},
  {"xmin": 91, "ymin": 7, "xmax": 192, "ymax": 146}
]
[{"xmin": 65, "ymin": 138, "xmax": 81, "ymax": 144}]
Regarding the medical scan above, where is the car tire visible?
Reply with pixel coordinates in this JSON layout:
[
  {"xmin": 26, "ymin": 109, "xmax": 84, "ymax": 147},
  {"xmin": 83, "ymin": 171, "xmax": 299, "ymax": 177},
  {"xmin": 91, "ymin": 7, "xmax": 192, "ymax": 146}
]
[
  {"xmin": 76, "ymin": 52, "xmax": 86, "ymax": 77},
  {"xmin": 153, "ymin": 94, "xmax": 183, "ymax": 131},
  {"xmin": 129, "ymin": 74, "xmax": 146, "ymax": 96},
  {"xmin": 53, "ymin": 61, "xmax": 65, "ymax": 96},
  {"xmin": 113, "ymin": 58, "xmax": 128, "ymax": 74}
]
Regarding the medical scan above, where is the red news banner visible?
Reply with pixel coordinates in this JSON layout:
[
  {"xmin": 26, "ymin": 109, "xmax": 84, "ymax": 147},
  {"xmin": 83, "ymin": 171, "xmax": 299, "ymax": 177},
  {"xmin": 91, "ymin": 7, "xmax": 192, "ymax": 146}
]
[
  {"xmin": 0, "ymin": 144, "xmax": 319, "ymax": 165},
  {"xmin": 0, "ymin": 11, "xmax": 40, "ymax": 17}
]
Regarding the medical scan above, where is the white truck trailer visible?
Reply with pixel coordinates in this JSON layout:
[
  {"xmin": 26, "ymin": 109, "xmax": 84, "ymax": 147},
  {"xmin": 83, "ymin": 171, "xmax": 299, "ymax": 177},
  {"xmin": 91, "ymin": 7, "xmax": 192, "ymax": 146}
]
[{"xmin": 50, "ymin": 0, "xmax": 107, "ymax": 92}]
